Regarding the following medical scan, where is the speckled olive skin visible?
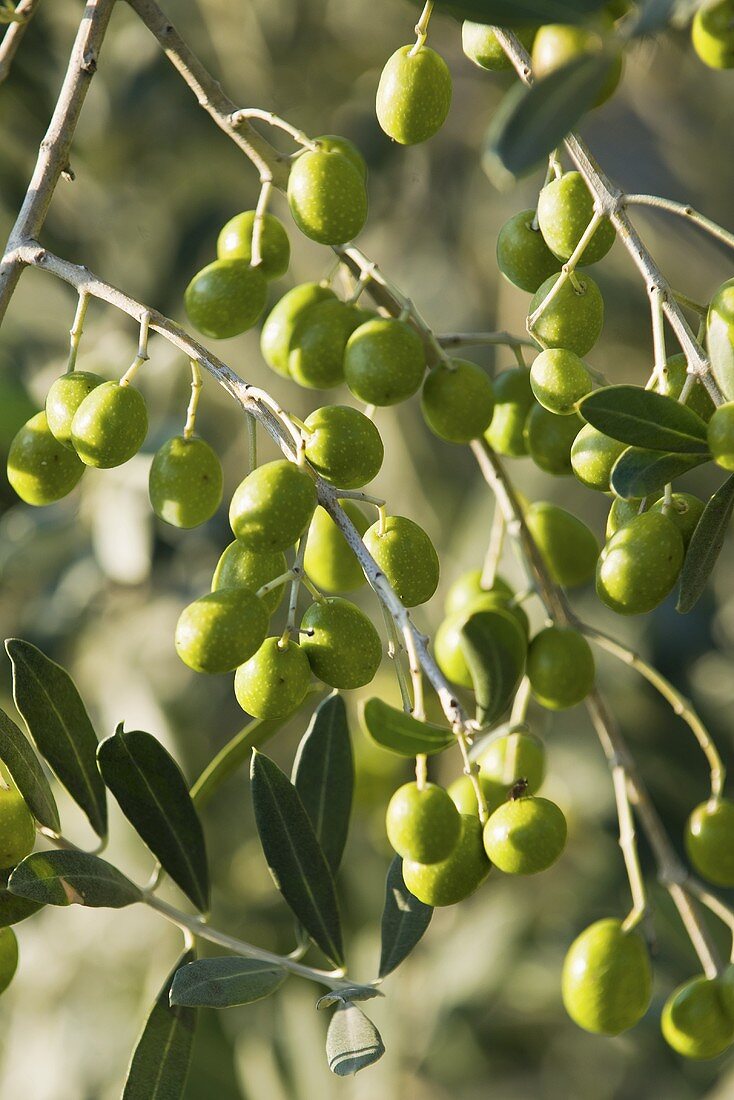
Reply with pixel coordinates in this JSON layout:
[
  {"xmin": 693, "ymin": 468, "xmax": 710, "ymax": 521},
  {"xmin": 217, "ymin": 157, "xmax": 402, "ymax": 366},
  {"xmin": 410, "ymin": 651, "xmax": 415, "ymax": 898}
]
[
  {"xmin": 229, "ymin": 459, "xmax": 317, "ymax": 552},
  {"xmin": 303, "ymin": 405, "xmax": 383, "ymax": 488},
  {"xmin": 149, "ymin": 436, "xmax": 223, "ymax": 529},
  {"xmin": 708, "ymin": 402, "xmax": 734, "ymax": 471},
  {"xmin": 184, "ymin": 258, "xmax": 267, "ymax": 339},
  {"xmin": 175, "ymin": 588, "xmax": 268, "ymax": 674},
  {"xmin": 71, "ymin": 381, "xmax": 148, "ymax": 469},
  {"xmin": 448, "ymin": 775, "xmax": 506, "ymax": 819},
  {"xmin": 386, "ymin": 782, "xmax": 461, "ymax": 864},
  {"xmin": 211, "ymin": 543, "xmax": 287, "ymax": 615},
  {"xmin": 0, "ymin": 788, "xmax": 36, "ymax": 868},
  {"xmin": 462, "ymin": 22, "xmax": 536, "ymax": 71},
  {"xmin": 216, "ymin": 211, "xmax": 291, "ymax": 279},
  {"xmin": 0, "ymin": 928, "xmax": 18, "ymax": 995},
  {"xmin": 692, "ymin": 0, "xmax": 734, "ymax": 69},
  {"xmin": 484, "ymin": 367, "xmax": 535, "ymax": 457},
  {"xmin": 287, "ymin": 149, "xmax": 368, "ymax": 245},
  {"xmin": 532, "ymin": 21, "xmax": 623, "ymax": 106},
  {"xmin": 524, "ymin": 405, "xmax": 582, "ymax": 475},
  {"xmin": 527, "ymin": 626, "xmax": 595, "ymax": 710},
  {"xmin": 287, "ymin": 300, "xmax": 364, "ymax": 390},
  {"xmin": 596, "ymin": 511, "xmax": 684, "ymax": 615},
  {"xmin": 650, "ymin": 492, "xmax": 705, "ymax": 550},
  {"xmin": 363, "ymin": 514, "xmax": 439, "ymax": 607},
  {"xmin": 483, "ymin": 796, "xmax": 567, "ymax": 875},
  {"xmin": 478, "ymin": 730, "xmax": 546, "ymax": 795},
  {"xmin": 376, "ymin": 44, "xmax": 452, "ymax": 145},
  {"xmin": 300, "ymin": 597, "xmax": 382, "ymax": 689},
  {"xmin": 537, "ymin": 172, "xmax": 616, "ymax": 265},
  {"xmin": 7, "ymin": 411, "xmax": 85, "ymax": 505},
  {"xmin": 653, "ymin": 353, "xmax": 714, "ymax": 422},
  {"xmin": 496, "ymin": 210, "xmax": 562, "ymax": 294},
  {"xmin": 313, "ymin": 134, "xmax": 368, "ymax": 179},
  {"xmin": 525, "ymin": 501, "xmax": 600, "ymax": 589},
  {"xmin": 530, "ymin": 348, "xmax": 592, "ymax": 415},
  {"xmin": 662, "ymin": 976, "xmax": 734, "ymax": 1059},
  {"xmin": 344, "ymin": 317, "xmax": 426, "ymax": 406},
  {"xmin": 444, "ymin": 570, "xmax": 513, "ymax": 617},
  {"xmin": 529, "ymin": 273, "xmax": 604, "ymax": 357},
  {"xmin": 685, "ymin": 798, "xmax": 734, "ymax": 887},
  {"xmin": 562, "ymin": 919, "xmax": 652, "ymax": 1035},
  {"xmin": 303, "ymin": 502, "xmax": 369, "ymax": 594},
  {"xmin": 570, "ymin": 423, "xmax": 626, "ymax": 491},
  {"xmin": 606, "ymin": 497, "xmax": 640, "ymax": 539},
  {"xmin": 421, "ymin": 359, "xmax": 495, "ymax": 443},
  {"xmin": 435, "ymin": 598, "xmax": 528, "ymax": 689},
  {"xmin": 403, "ymin": 814, "xmax": 491, "ymax": 906},
  {"xmin": 45, "ymin": 371, "xmax": 104, "ymax": 449},
  {"xmin": 260, "ymin": 283, "xmax": 336, "ymax": 377},
  {"xmin": 234, "ymin": 637, "xmax": 312, "ymax": 719}
]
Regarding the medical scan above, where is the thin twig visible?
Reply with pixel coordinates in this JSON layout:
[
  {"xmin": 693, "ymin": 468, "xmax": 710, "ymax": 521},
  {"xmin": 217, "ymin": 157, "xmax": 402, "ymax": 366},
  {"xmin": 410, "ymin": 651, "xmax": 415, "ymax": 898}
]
[{"xmin": 0, "ymin": 0, "xmax": 41, "ymax": 85}]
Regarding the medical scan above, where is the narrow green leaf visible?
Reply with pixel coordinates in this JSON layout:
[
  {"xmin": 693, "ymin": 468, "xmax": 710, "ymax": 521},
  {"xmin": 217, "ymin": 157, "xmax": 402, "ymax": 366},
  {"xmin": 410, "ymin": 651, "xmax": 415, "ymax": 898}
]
[
  {"xmin": 98, "ymin": 727, "xmax": 209, "ymax": 912},
  {"xmin": 610, "ymin": 447, "xmax": 710, "ymax": 499},
  {"xmin": 170, "ymin": 957, "xmax": 287, "ymax": 1009},
  {"xmin": 484, "ymin": 53, "xmax": 616, "ymax": 183},
  {"xmin": 6, "ymin": 639, "xmax": 107, "ymax": 837},
  {"xmin": 326, "ymin": 1002, "xmax": 385, "ymax": 1077},
  {"xmin": 707, "ymin": 306, "xmax": 734, "ymax": 402},
  {"xmin": 460, "ymin": 608, "xmax": 527, "ymax": 727},
  {"xmin": 677, "ymin": 475, "xmax": 734, "ymax": 613},
  {"xmin": 123, "ymin": 950, "xmax": 197, "ymax": 1100},
  {"xmin": 379, "ymin": 857, "xmax": 432, "ymax": 979},
  {"xmin": 361, "ymin": 699, "xmax": 454, "ymax": 757},
  {"xmin": 251, "ymin": 751, "xmax": 344, "ymax": 967},
  {"xmin": 292, "ymin": 694, "xmax": 353, "ymax": 874},
  {"xmin": 407, "ymin": 0, "xmax": 608, "ymax": 24},
  {"xmin": 0, "ymin": 708, "xmax": 59, "ymax": 831},
  {"xmin": 579, "ymin": 386, "xmax": 709, "ymax": 453},
  {"xmin": 8, "ymin": 849, "xmax": 141, "ymax": 908}
]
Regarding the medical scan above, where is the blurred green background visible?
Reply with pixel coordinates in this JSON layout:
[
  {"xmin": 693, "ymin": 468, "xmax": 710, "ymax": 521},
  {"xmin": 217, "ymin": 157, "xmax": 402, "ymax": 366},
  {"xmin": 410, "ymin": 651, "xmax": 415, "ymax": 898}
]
[{"xmin": 1, "ymin": 1, "xmax": 734, "ymax": 1096}]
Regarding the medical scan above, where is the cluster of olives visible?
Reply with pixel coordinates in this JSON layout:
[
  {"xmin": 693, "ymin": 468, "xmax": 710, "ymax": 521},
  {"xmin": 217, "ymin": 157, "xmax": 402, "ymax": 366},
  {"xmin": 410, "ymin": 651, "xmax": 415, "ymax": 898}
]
[{"xmin": 0, "ymin": 786, "xmax": 38, "ymax": 999}]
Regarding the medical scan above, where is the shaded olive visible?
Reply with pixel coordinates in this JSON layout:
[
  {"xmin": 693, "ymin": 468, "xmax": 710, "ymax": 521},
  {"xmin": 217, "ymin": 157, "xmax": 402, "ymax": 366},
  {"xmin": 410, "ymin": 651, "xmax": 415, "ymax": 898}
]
[
  {"xmin": 7, "ymin": 411, "xmax": 84, "ymax": 505},
  {"xmin": 303, "ymin": 405, "xmax": 383, "ymax": 488},
  {"xmin": 527, "ymin": 626, "xmax": 595, "ymax": 710},
  {"xmin": 525, "ymin": 501, "xmax": 600, "ymax": 588},
  {"xmin": 484, "ymin": 367, "xmax": 535, "ymax": 457},
  {"xmin": 211, "ymin": 543, "xmax": 288, "ymax": 615},
  {"xmin": 260, "ymin": 283, "xmax": 336, "ymax": 378},
  {"xmin": 216, "ymin": 210, "xmax": 290, "ymax": 279},
  {"xmin": 596, "ymin": 511, "xmax": 684, "ymax": 615},
  {"xmin": 185, "ymin": 258, "xmax": 267, "ymax": 339},
  {"xmin": 175, "ymin": 588, "xmax": 268, "ymax": 675},
  {"xmin": 386, "ymin": 782, "xmax": 461, "ymax": 864},
  {"xmin": 344, "ymin": 317, "xmax": 426, "ymax": 406},
  {"xmin": 229, "ymin": 459, "xmax": 317, "ymax": 552},
  {"xmin": 483, "ymin": 795, "xmax": 567, "ymax": 875},
  {"xmin": 45, "ymin": 370, "xmax": 104, "ymax": 449},
  {"xmin": 149, "ymin": 436, "xmax": 222, "ymax": 528},
  {"xmin": 303, "ymin": 501, "xmax": 369, "ymax": 594},
  {"xmin": 496, "ymin": 209, "xmax": 562, "ymax": 294},
  {"xmin": 403, "ymin": 814, "xmax": 491, "ymax": 906},
  {"xmin": 300, "ymin": 597, "xmax": 382, "ymax": 689}
]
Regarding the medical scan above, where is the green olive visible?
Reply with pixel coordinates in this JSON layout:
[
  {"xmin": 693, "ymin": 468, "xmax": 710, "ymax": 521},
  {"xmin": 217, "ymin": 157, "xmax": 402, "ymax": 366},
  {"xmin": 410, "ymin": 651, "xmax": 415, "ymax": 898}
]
[
  {"xmin": 447, "ymin": 774, "xmax": 505, "ymax": 818},
  {"xmin": 596, "ymin": 511, "xmax": 684, "ymax": 615},
  {"xmin": 376, "ymin": 44, "xmax": 452, "ymax": 145},
  {"xmin": 444, "ymin": 569, "xmax": 514, "ymax": 616},
  {"xmin": 462, "ymin": 22, "xmax": 536, "ymax": 71},
  {"xmin": 0, "ymin": 928, "xmax": 18, "ymax": 996},
  {"xmin": 149, "ymin": 436, "xmax": 223, "ymax": 528},
  {"xmin": 685, "ymin": 798, "xmax": 734, "ymax": 887},
  {"xmin": 403, "ymin": 814, "xmax": 491, "ymax": 906},
  {"xmin": 260, "ymin": 283, "xmax": 336, "ymax": 378},
  {"xmin": 650, "ymin": 492, "xmax": 705, "ymax": 550},
  {"xmin": 708, "ymin": 402, "xmax": 734, "ymax": 472},
  {"xmin": 532, "ymin": 19, "xmax": 623, "ymax": 106},
  {"xmin": 496, "ymin": 210, "xmax": 563, "ymax": 294},
  {"xmin": 484, "ymin": 367, "xmax": 535, "ymax": 457},
  {"xmin": 386, "ymin": 782, "xmax": 461, "ymax": 864},
  {"xmin": 314, "ymin": 134, "xmax": 368, "ymax": 179},
  {"xmin": 571, "ymin": 423, "xmax": 627, "ymax": 491},
  {"xmin": 234, "ymin": 637, "xmax": 312, "ymax": 719},
  {"xmin": 530, "ymin": 348, "xmax": 593, "ymax": 414},
  {"xmin": 287, "ymin": 149, "xmax": 368, "ymax": 245},
  {"xmin": 363, "ymin": 514, "xmax": 439, "ymax": 607},
  {"xmin": 229, "ymin": 459, "xmax": 317, "ymax": 552},
  {"xmin": 0, "ymin": 787, "xmax": 35, "ymax": 869},
  {"xmin": 303, "ymin": 405, "xmax": 383, "ymax": 488},
  {"xmin": 184, "ymin": 258, "xmax": 267, "ymax": 339},
  {"xmin": 175, "ymin": 588, "xmax": 269, "ymax": 674},
  {"xmin": 653, "ymin": 353, "xmax": 715, "ymax": 422},
  {"xmin": 527, "ymin": 626, "xmax": 595, "ymax": 710},
  {"xmin": 303, "ymin": 501, "xmax": 369, "ymax": 594},
  {"xmin": 606, "ymin": 497, "xmax": 641, "ymax": 539},
  {"xmin": 300, "ymin": 597, "xmax": 382, "ymax": 689},
  {"xmin": 421, "ymin": 359, "xmax": 495, "ymax": 443},
  {"xmin": 662, "ymin": 976, "xmax": 734, "ymax": 1059},
  {"xmin": 525, "ymin": 501, "xmax": 600, "ymax": 588},
  {"xmin": 287, "ymin": 299, "xmax": 364, "ymax": 389},
  {"xmin": 524, "ymin": 405, "xmax": 582, "ymax": 475},
  {"xmin": 216, "ymin": 210, "xmax": 290, "ymax": 279},
  {"xmin": 483, "ymin": 795, "xmax": 567, "ymax": 875},
  {"xmin": 528, "ymin": 273, "xmax": 604, "ymax": 357},
  {"xmin": 45, "ymin": 370, "xmax": 104, "ymax": 449},
  {"xmin": 477, "ymin": 730, "xmax": 546, "ymax": 795},
  {"xmin": 537, "ymin": 171, "xmax": 615, "ymax": 265},
  {"xmin": 7, "ymin": 411, "xmax": 85, "ymax": 505},
  {"xmin": 71, "ymin": 381, "xmax": 148, "ymax": 469},
  {"xmin": 344, "ymin": 317, "xmax": 426, "ymax": 406},
  {"xmin": 435, "ymin": 598, "xmax": 528, "ymax": 689},
  {"xmin": 692, "ymin": 0, "xmax": 734, "ymax": 68},
  {"xmin": 211, "ymin": 543, "xmax": 288, "ymax": 615},
  {"xmin": 562, "ymin": 918, "xmax": 652, "ymax": 1035}
]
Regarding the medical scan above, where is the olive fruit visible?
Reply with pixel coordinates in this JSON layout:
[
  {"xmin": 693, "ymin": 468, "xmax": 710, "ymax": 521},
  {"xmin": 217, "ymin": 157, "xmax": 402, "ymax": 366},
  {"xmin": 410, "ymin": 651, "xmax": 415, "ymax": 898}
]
[
  {"xmin": 537, "ymin": 171, "xmax": 615, "ymax": 265},
  {"xmin": 211, "ymin": 543, "xmax": 288, "ymax": 615},
  {"xmin": 528, "ymin": 273, "xmax": 604, "ymax": 357},
  {"xmin": 376, "ymin": 44, "xmax": 452, "ymax": 145},
  {"xmin": 570, "ymin": 424, "xmax": 626, "ymax": 491},
  {"xmin": 287, "ymin": 148, "xmax": 368, "ymax": 245},
  {"xmin": 685, "ymin": 798, "xmax": 734, "ymax": 887},
  {"xmin": 0, "ymin": 928, "xmax": 18, "ymax": 995},
  {"xmin": 303, "ymin": 405, "xmax": 383, "ymax": 488},
  {"xmin": 606, "ymin": 496, "xmax": 641, "ymax": 539},
  {"xmin": 525, "ymin": 501, "xmax": 599, "ymax": 588},
  {"xmin": 708, "ymin": 402, "xmax": 734, "ymax": 471},
  {"xmin": 45, "ymin": 370, "xmax": 104, "ymax": 449},
  {"xmin": 662, "ymin": 976, "xmax": 734, "ymax": 1059},
  {"xmin": 650, "ymin": 492, "xmax": 705, "ymax": 550},
  {"xmin": 530, "ymin": 348, "xmax": 592, "ymax": 414},
  {"xmin": 562, "ymin": 919, "xmax": 652, "ymax": 1035},
  {"xmin": 314, "ymin": 134, "xmax": 367, "ymax": 179},
  {"xmin": 527, "ymin": 626, "xmax": 595, "ymax": 710},
  {"xmin": 185, "ymin": 258, "xmax": 267, "ymax": 339},
  {"xmin": 386, "ymin": 781, "xmax": 461, "ymax": 864},
  {"xmin": 524, "ymin": 405, "xmax": 582, "ymax": 475},
  {"xmin": 496, "ymin": 210, "xmax": 563, "ymax": 294},
  {"xmin": 234, "ymin": 637, "xmax": 312, "ymax": 719},
  {"xmin": 363, "ymin": 514, "xmax": 439, "ymax": 607},
  {"xmin": 216, "ymin": 210, "xmax": 290, "ymax": 279},
  {"xmin": 444, "ymin": 569, "xmax": 513, "ymax": 617},
  {"xmin": 462, "ymin": 22, "xmax": 536, "ymax": 71},
  {"xmin": 229, "ymin": 460, "xmax": 317, "ymax": 551},
  {"xmin": 260, "ymin": 283, "xmax": 336, "ymax": 377},
  {"xmin": 484, "ymin": 367, "xmax": 535, "ymax": 457},
  {"xmin": 435, "ymin": 601, "xmax": 527, "ymax": 690},
  {"xmin": 653, "ymin": 353, "xmax": 715, "ymax": 422},
  {"xmin": 7, "ymin": 411, "xmax": 84, "ymax": 506},
  {"xmin": 303, "ymin": 502, "xmax": 369, "ymax": 593},
  {"xmin": 707, "ymin": 278, "xmax": 734, "ymax": 402},
  {"xmin": 596, "ymin": 511, "xmax": 684, "ymax": 615},
  {"xmin": 532, "ymin": 20, "xmax": 623, "ymax": 106},
  {"xmin": 403, "ymin": 814, "xmax": 491, "ymax": 906},
  {"xmin": 149, "ymin": 436, "xmax": 223, "ymax": 528},
  {"xmin": 692, "ymin": 0, "xmax": 734, "ymax": 69},
  {"xmin": 300, "ymin": 597, "xmax": 382, "ymax": 689},
  {"xmin": 175, "ymin": 588, "xmax": 268, "ymax": 674},
  {"xmin": 71, "ymin": 381, "xmax": 148, "ymax": 469},
  {"xmin": 478, "ymin": 729, "xmax": 546, "ymax": 795},
  {"xmin": 421, "ymin": 359, "xmax": 495, "ymax": 443},
  {"xmin": 0, "ymin": 787, "xmax": 36, "ymax": 868},
  {"xmin": 288, "ymin": 299, "xmax": 363, "ymax": 389},
  {"xmin": 344, "ymin": 317, "xmax": 425, "ymax": 406},
  {"xmin": 483, "ymin": 795, "xmax": 567, "ymax": 875},
  {"xmin": 448, "ymin": 774, "xmax": 505, "ymax": 818}
]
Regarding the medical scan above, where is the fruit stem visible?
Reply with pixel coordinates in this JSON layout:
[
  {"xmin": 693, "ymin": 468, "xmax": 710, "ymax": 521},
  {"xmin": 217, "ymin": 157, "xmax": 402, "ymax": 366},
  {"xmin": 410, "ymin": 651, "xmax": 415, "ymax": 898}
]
[
  {"xmin": 246, "ymin": 412, "xmax": 257, "ymax": 472},
  {"xmin": 480, "ymin": 503, "xmax": 505, "ymax": 590},
  {"xmin": 645, "ymin": 286, "xmax": 667, "ymax": 390},
  {"xmin": 251, "ymin": 176, "xmax": 273, "ymax": 270},
  {"xmin": 256, "ymin": 570, "xmax": 295, "ymax": 600},
  {"xmin": 686, "ymin": 877, "xmax": 734, "ymax": 963},
  {"xmin": 281, "ymin": 528, "xmax": 311, "ymax": 642},
  {"xmin": 230, "ymin": 107, "xmax": 319, "ymax": 153},
  {"xmin": 436, "ymin": 331, "xmax": 537, "ymax": 352},
  {"xmin": 409, "ymin": 0, "xmax": 433, "ymax": 55},
  {"xmin": 526, "ymin": 212, "xmax": 602, "ymax": 334},
  {"xmin": 624, "ymin": 194, "xmax": 734, "ymax": 253},
  {"xmin": 183, "ymin": 357, "xmax": 202, "ymax": 439},
  {"xmin": 509, "ymin": 678, "xmax": 531, "ymax": 726},
  {"xmin": 66, "ymin": 289, "xmax": 90, "ymax": 373},
  {"xmin": 120, "ymin": 311, "xmax": 151, "ymax": 387},
  {"xmin": 611, "ymin": 763, "xmax": 648, "ymax": 932}
]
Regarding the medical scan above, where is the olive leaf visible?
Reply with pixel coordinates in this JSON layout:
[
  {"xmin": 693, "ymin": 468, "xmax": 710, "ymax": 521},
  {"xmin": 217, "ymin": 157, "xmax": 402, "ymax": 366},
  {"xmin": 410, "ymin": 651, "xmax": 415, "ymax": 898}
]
[
  {"xmin": 122, "ymin": 950, "xmax": 197, "ymax": 1100},
  {"xmin": 97, "ymin": 726, "xmax": 209, "ymax": 912},
  {"xmin": 6, "ymin": 639, "xmax": 107, "ymax": 837},
  {"xmin": 317, "ymin": 986, "xmax": 383, "ymax": 1010},
  {"xmin": 579, "ymin": 386, "xmax": 709, "ymax": 453},
  {"xmin": 405, "ymin": 0, "xmax": 608, "ymax": 24},
  {"xmin": 326, "ymin": 1002, "xmax": 385, "ymax": 1077},
  {"xmin": 610, "ymin": 447, "xmax": 710, "ymax": 500},
  {"xmin": 170, "ymin": 957, "xmax": 287, "ymax": 1009},
  {"xmin": 8, "ymin": 850, "xmax": 142, "ymax": 908},
  {"xmin": 361, "ymin": 699, "xmax": 455, "ymax": 756},
  {"xmin": 0, "ymin": 707, "xmax": 59, "ymax": 831},
  {"xmin": 251, "ymin": 751, "xmax": 344, "ymax": 967},
  {"xmin": 378, "ymin": 857, "xmax": 433, "ymax": 979},
  {"xmin": 0, "ymin": 868, "xmax": 43, "ymax": 928},
  {"xmin": 460, "ymin": 608, "xmax": 527, "ymax": 727},
  {"xmin": 677, "ymin": 475, "xmax": 734, "ymax": 613},
  {"xmin": 292, "ymin": 693, "xmax": 353, "ymax": 874}
]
